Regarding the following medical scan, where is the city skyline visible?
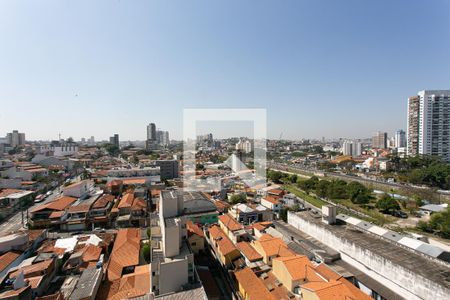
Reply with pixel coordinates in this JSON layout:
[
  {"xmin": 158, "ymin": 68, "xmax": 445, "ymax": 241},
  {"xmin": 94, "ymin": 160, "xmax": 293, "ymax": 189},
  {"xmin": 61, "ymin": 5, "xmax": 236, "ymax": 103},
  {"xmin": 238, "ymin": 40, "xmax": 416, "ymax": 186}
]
[{"xmin": 1, "ymin": 1, "xmax": 450, "ymax": 140}]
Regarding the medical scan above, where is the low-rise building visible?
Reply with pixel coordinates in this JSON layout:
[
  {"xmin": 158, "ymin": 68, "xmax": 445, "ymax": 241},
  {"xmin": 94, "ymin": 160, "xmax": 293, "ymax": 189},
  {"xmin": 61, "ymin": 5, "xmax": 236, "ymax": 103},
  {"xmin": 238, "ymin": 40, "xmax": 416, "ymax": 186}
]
[
  {"xmin": 208, "ymin": 225, "xmax": 241, "ymax": 267},
  {"xmin": 63, "ymin": 180, "xmax": 94, "ymax": 199}
]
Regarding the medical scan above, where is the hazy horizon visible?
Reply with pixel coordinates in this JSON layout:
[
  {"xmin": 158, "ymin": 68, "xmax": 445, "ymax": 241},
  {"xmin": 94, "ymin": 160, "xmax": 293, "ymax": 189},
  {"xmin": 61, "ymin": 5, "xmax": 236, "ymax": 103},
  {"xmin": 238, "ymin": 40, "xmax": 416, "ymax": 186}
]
[{"xmin": 1, "ymin": 1, "xmax": 450, "ymax": 141}]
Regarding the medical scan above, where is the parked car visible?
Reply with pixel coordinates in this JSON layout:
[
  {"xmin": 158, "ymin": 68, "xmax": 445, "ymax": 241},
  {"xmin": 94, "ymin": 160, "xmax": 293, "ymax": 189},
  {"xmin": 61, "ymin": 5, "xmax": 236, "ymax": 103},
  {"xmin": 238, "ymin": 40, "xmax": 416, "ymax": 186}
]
[{"xmin": 392, "ymin": 210, "xmax": 408, "ymax": 219}]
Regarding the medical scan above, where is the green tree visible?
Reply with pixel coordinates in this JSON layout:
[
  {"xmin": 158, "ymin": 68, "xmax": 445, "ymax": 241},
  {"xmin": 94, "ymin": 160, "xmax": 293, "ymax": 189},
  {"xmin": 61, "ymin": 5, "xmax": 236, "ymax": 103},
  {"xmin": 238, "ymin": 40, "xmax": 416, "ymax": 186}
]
[
  {"xmin": 230, "ymin": 193, "xmax": 247, "ymax": 204},
  {"xmin": 417, "ymin": 208, "xmax": 450, "ymax": 239},
  {"xmin": 141, "ymin": 242, "xmax": 151, "ymax": 263},
  {"xmin": 288, "ymin": 174, "xmax": 298, "ymax": 184},
  {"xmin": 347, "ymin": 182, "xmax": 372, "ymax": 204},
  {"xmin": 375, "ymin": 195, "xmax": 400, "ymax": 213}
]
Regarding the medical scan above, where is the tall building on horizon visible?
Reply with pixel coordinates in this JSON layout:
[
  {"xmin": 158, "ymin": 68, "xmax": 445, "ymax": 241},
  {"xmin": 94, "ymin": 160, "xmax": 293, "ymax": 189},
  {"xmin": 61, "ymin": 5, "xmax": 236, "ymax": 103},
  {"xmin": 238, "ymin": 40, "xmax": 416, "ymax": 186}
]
[
  {"xmin": 6, "ymin": 130, "xmax": 25, "ymax": 147},
  {"xmin": 147, "ymin": 123, "xmax": 156, "ymax": 141},
  {"xmin": 342, "ymin": 140, "xmax": 362, "ymax": 157},
  {"xmin": 395, "ymin": 129, "xmax": 406, "ymax": 149},
  {"xmin": 407, "ymin": 90, "xmax": 450, "ymax": 161},
  {"xmin": 372, "ymin": 131, "xmax": 387, "ymax": 149},
  {"xmin": 109, "ymin": 134, "xmax": 119, "ymax": 147}
]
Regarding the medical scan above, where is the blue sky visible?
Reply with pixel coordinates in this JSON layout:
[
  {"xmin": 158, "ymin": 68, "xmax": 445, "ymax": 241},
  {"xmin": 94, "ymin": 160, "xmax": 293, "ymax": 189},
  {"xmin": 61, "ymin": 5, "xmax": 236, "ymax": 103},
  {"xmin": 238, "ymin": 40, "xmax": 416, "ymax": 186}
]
[{"xmin": 1, "ymin": 0, "xmax": 450, "ymax": 141}]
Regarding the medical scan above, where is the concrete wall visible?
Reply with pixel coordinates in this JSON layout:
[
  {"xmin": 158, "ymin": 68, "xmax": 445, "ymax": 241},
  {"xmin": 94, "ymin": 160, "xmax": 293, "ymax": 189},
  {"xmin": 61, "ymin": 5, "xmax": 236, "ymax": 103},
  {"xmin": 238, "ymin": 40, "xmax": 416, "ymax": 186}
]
[
  {"xmin": 288, "ymin": 212, "xmax": 450, "ymax": 300},
  {"xmin": 159, "ymin": 258, "xmax": 188, "ymax": 295}
]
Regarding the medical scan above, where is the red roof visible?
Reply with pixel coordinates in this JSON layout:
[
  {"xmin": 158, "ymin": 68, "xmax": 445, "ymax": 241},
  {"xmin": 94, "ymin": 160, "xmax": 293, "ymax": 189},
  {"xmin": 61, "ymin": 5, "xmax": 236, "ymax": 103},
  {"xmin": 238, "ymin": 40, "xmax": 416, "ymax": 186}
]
[
  {"xmin": 107, "ymin": 228, "xmax": 141, "ymax": 281},
  {"xmin": 30, "ymin": 196, "xmax": 77, "ymax": 213},
  {"xmin": 186, "ymin": 220, "xmax": 204, "ymax": 238},
  {"xmin": 0, "ymin": 251, "xmax": 21, "ymax": 273},
  {"xmin": 218, "ymin": 214, "xmax": 243, "ymax": 232}
]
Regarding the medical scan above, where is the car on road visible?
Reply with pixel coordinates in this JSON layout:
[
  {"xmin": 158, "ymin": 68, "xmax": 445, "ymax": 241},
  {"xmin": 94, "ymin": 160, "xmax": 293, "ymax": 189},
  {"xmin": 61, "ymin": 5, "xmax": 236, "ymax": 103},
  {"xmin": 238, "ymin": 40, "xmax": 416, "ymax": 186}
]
[{"xmin": 34, "ymin": 194, "xmax": 45, "ymax": 203}]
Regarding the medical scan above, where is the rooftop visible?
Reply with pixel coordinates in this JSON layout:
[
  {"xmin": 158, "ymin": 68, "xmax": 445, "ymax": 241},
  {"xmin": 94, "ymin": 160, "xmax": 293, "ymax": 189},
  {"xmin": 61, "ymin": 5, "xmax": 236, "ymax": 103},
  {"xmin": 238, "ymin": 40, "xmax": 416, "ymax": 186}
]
[{"xmin": 295, "ymin": 211, "xmax": 450, "ymax": 290}]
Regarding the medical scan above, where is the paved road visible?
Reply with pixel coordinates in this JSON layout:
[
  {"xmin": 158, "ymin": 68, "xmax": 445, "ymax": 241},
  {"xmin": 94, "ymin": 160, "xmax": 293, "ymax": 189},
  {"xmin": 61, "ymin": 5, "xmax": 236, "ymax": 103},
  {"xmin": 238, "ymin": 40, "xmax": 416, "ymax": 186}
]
[{"xmin": 0, "ymin": 187, "xmax": 62, "ymax": 236}]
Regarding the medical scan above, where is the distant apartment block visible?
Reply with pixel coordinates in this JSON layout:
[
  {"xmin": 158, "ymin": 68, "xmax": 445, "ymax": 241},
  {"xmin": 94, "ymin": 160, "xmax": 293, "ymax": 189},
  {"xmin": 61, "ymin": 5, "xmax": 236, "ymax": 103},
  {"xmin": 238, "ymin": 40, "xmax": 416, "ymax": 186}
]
[
  {"xmin": 6, "ymin": 130, "xmax": 25, "ymax": 148},
  {"xmin": 372, "ymin": 131, "xmax": 387, "ymax": 149},
  {"xmin": 407, "ymin": 90, "xmax": 450, "ymax": 161},
  {"xmin": 155, "ymin": 160, "xmax": 179, "ymax": 180},
  {"xmin": 342, "ymin": 140, "xmax": 362, "ymax": 157},
  {"xmin": 394, "ymin": 129, "xmax": 406, "ymax": 148},
  {"xmin": 109, "ymin": 134, "xmax": 119, "ymax": 147}
]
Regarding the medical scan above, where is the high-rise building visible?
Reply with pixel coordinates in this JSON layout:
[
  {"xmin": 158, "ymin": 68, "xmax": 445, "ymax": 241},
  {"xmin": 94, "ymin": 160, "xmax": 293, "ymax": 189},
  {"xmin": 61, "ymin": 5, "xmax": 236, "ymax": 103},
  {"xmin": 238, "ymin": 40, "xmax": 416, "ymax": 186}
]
[
  {"xmin": 395, "ymin": 129, "xmax": 406, "ymax": 148},
  {"xmin": 147, "ymin": 123, "xmax": 156, "ymax": 141},
  {"xmin": 342, "ymin": 140, "xmax": 362, "ymax": 157},
  {"xmin": 156, "ymin": 130, "xmax": 170, "ymax": 146},
  {"xmin": 109, "ymin": 134, "xmax": 119, "ymax": 147},
  {"xmin": 372, "ymin": 132, "xmax": 387, "ymax": 149},
  {"xmin": 6, "ymin": 130, "xmax": 25, "ymax": 147},
  {"xmin": 407, "ymin": 90, "xmax": 450, "ymax": 161},
  {"xmin": 235, "ymin": 139, "xmax": 252, "ymax": 153}
]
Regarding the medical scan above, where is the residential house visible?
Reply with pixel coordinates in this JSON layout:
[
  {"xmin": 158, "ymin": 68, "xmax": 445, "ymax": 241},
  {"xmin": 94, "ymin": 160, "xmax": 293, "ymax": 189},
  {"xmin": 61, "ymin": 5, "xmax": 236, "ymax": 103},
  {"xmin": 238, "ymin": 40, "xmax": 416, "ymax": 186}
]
[
  {"xmin": 186, "ymin": 221, "xmax": 204, "ymax": 254},
  {"xmin": 63, "ymin": 180, "xmax": 93, "ymax": 199},
  {"xmin": 29, "ymin": 196, "xmax": 77, "ymax": 228},
  {"xmin": 218, "ymin": 214, "xmax": 247, "ymax": 243},
  {"xmin": 208, "ymin": 225, "xmax": 241, "ymax": 267},
  {"xmin": 260, "ymin": 195, "xmax": 282, "ymax": 212},
  {"xmin": 251, "ymin": 234, "xmax": 295, "ymax": 265}
]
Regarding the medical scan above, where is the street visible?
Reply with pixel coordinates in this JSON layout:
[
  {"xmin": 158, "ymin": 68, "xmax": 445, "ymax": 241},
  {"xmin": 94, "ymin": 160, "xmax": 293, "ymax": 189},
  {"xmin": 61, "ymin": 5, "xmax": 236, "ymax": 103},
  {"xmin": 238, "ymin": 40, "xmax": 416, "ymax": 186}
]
[{"xmin": 0, "ymin": 187, "xmax": 62, "ymax": 236}]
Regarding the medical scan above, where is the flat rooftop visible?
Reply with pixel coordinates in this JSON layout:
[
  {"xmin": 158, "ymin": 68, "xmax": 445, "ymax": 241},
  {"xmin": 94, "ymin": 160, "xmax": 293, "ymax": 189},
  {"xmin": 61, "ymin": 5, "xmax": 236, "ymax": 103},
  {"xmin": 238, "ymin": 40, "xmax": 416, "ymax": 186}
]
[{"xmin": 294, "ymin": 211, "xmax": 450, "ymax": 290}]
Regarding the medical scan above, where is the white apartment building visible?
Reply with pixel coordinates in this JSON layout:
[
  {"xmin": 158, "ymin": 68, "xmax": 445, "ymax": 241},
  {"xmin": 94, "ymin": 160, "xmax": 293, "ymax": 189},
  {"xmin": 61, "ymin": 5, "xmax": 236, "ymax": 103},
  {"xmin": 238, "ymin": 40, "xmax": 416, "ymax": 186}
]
[
  {"xmin": 407, "ymin": 90, "xmax": 450, "ymax": 161},
  {"xmin": 149, "ymin": 191, "xmax": 196, "ymax": 296},
  {"xmin": 235, "ymin": 138, "xmax": 252, "ymax": 153},
  {"xmin": 342, "ymin": 140, "xmax": 362, "ymax": 157}
]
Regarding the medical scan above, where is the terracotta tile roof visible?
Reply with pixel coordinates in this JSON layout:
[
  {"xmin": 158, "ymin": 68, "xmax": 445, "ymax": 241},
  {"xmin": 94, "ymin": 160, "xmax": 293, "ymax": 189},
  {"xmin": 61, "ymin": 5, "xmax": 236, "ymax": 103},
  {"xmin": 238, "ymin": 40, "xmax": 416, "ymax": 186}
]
[
  {"xmin": 49, "ymin": 211, "xmax": 65, "ymax": 219},
  {"xmin": 252, "ymin": 221, "xmax": 272, "ymax": 232},
  {"xmin": 302, "ymin": 279, "xmax": 372, "ymax": 300},
  {"xmin": 267, "ymin": 188, "xmax": 284, "ymax": 196},
  {"xmin": 237, "ymin": 242, "xmax": 262, "ymax": 262},
  {"xmin": 254, "ymin": 234, "xmax": 295, "ymax": 258},
  {"xmin": 109, "ymin": 265, "xmax": 150, "ymax": 300},
  {"xmin": 209, "ymin": 225, "xmax": 238, "ymax": 256},
  {"xmin": 121, "ymin": 178, "xmax": 146, "ymax": 185},
  {"xmin": 64, "ymin": 180, "xmax": 88, "ymax": 189},
  {"xmin": 131, "ymin": 197, "xmax": 146, "ymax": 211},
  {"xmin": 107, "ymin": 228, "xmax": 141, "ymax": 281},
  {"xmin": 314, "ymin": 263, "xmax": 342, "ymax": 281},
  {"xmin": 9, "ymin": 259, "xmax": 53, "ymax": 279},
  {"xmin": 27, "ymin": 275, "xmax": 44, "ymax": 289},
  {"xmin": 92, "ymin": 194, "xmax": 115, "ymax": 209},
  {"xmin": 82, "ymin": 244, "xmax": 102, "ymax": 262},
  {"xmin": 218, "ymin": 214, "xmax": 243, "ymax": 232},
  {"xmin": 337, "ymin": 277, "xmax": 373, "ymax": 300},
  {"xmin": 117, "ymin": 193, "xmax": 134, "ymax": 209},
  {"xmin": 0, "ymin": 189, "xmax": 23, "ymax": 198},
  {"xmin": 214, "ymin": 200, "xmax": 230, "ymax": 212},
  {"xmin": 0, "ymin": 251, "xmax": 21, "ymax": 273},
  {"xmin": 273, "ymin": 255, "xmax": 314, "ymax": 281},
  {"xmin": 30, "ymin": 196, "xmax": 77, "ymax": 213},
  {"xmin": 186, "ymin": 220, "xmax": 204, "ymax": 238},
  {"xmin": 67, "ymin": 204, "xmax": 90, "ymax": 213},
  {"xmin": 262, "ymin": 195, "xmax": 280, "ymax": 204},
  {"xmin": 234, "ymin": 268, "xmax": 276, "ymax": 300},
  {"xmin": 27, "ymin": 230, "xmax": 45, "ymax": 242}
]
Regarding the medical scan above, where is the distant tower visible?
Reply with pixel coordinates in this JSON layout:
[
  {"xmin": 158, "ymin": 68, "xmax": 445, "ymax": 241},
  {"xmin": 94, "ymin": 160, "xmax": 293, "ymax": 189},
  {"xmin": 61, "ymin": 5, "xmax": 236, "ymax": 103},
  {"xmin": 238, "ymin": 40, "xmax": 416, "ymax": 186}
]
[
  {"xmin": 407, "ymin": 90, "xmax": 450, "ymax": 161},
  {"xmin": 147, "ymin": 123, "xmax": 156, "ymax": 141}
]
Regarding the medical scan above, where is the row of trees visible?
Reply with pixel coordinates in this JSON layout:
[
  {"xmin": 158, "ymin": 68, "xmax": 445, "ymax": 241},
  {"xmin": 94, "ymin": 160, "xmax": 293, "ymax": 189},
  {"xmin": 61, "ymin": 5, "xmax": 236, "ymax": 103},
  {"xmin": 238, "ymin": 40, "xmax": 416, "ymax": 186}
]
[
  {"xmin": 389, "ymin": 155, "xmax": 450, "ymax": 189},
  {"xmin": 417, "ymin": 208, "xmax": 450, "ymax": 239},
  {"xmin": 298, "ymin": 176, "xmax": 373, "ymax": 204}
]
